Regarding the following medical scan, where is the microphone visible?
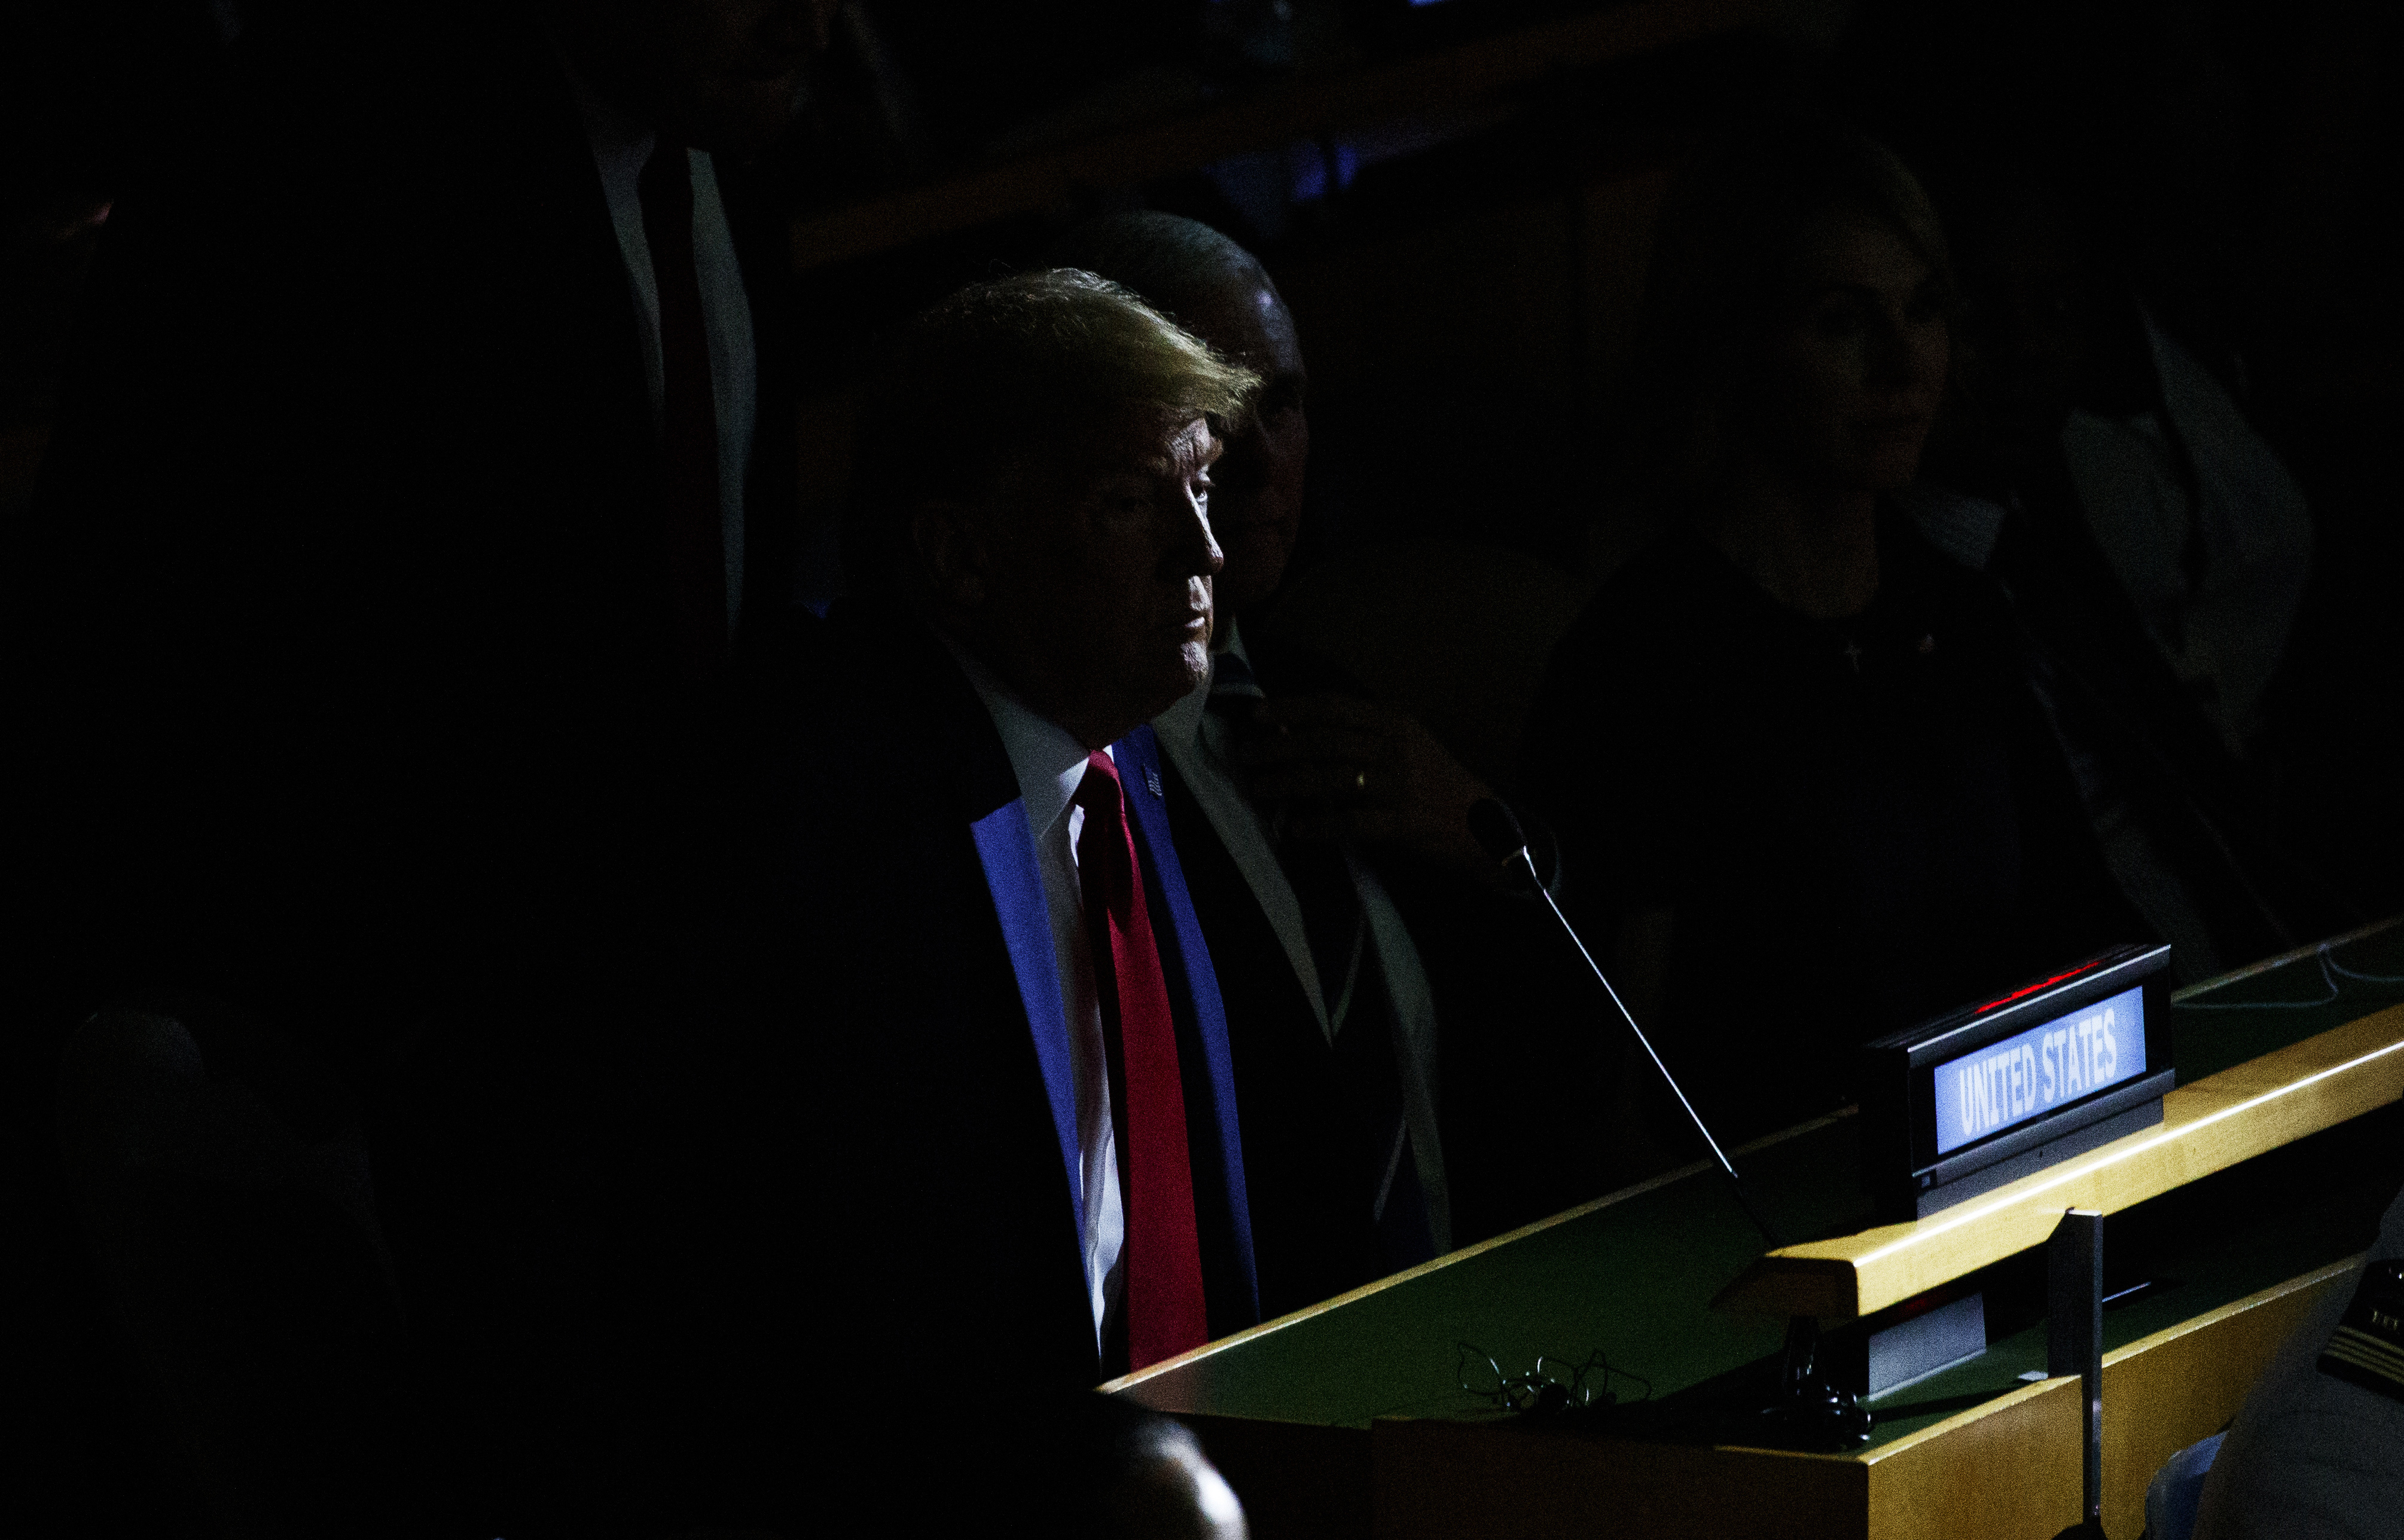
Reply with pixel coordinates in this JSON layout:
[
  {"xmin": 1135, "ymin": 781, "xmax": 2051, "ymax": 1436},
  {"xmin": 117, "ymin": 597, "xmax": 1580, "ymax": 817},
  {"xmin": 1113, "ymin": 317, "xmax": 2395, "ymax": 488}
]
[
  {"xmin": 1466, "ymin": 799, "xmax": 1778, "ymax": 1246},
  {"xmin": 1468, "ymin": 798, "xmax": 1869, "ymax": 1448}
]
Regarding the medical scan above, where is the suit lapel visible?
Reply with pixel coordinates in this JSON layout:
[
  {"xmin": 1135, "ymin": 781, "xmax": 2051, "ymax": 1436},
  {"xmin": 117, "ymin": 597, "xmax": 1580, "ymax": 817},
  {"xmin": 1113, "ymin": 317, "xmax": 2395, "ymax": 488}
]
[
  {"xmin": 919, "ymin": 647, "xmax": 1258, "ymax": 1329},
  {"xmin": 967, "ymin": 800, "xmax": 1087, "ymax": 1256},
  {"xmin": 1154, "ymin": 719, "xmax": 1334, "ymax": 1041},
  {"xmin": 1112, "ymin": 723, "xmax": 1259, "ymax": 1323}
]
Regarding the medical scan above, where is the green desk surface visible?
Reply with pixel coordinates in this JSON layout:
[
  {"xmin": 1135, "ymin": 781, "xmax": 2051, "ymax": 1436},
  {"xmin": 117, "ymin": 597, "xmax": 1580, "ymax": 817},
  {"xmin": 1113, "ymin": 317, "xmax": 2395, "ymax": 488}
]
[
  {"xmin": 1115, "ymin": 920, "xmax": 2404, "ymax": 1444},
  {"xmin": 2171, "ymin": 916, "xmax": 2404, "ymax": 1080}
]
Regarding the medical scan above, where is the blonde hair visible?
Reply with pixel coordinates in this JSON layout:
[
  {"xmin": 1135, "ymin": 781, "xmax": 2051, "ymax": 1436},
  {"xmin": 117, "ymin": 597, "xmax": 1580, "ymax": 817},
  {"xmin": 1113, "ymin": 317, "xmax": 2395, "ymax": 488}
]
[
  {"xmin": 1621, "ymin": 130, "xmax": 1957, "ymax": 509},
  {"xmin": 853, "ymin": 268, "xmax": 1260, "ymax": 583}
]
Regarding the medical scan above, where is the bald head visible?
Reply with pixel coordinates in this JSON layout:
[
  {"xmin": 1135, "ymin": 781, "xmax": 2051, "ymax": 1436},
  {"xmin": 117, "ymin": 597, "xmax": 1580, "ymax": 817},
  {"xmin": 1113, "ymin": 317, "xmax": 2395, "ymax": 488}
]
[
  {"xmin": 1050, "ymin": 213, "xmax": 1264, "ymax": 317},
  {"xmin": 1052, "ymin": 213, "xmax": 1311, "ymax": 622}
]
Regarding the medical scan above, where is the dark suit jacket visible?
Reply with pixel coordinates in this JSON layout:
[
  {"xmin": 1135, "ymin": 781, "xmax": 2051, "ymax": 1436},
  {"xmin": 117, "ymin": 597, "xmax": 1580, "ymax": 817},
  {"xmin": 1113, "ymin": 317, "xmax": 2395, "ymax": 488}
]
[
  {"xmin": 1209, "ymin": 631, "xmax": 1618, "ymax": 1248},
  {"xmin": 753, "ymin": 599, "xmax": 1256, "ymax": 1343},
  {"xmin": 487, "ymin": 600, "xmax": 1264, "ymax": 1530},
  {"xmin": 1155, "ymin": 756, "xmax": 1388, "ymax": 1318}
]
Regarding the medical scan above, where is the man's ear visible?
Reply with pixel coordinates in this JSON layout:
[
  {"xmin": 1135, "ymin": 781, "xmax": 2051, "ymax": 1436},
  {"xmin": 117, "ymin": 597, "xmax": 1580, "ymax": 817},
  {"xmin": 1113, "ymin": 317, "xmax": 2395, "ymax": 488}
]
[{"xmin": 910, "ymin": 499, "xmax": 989, "ymax": 613}]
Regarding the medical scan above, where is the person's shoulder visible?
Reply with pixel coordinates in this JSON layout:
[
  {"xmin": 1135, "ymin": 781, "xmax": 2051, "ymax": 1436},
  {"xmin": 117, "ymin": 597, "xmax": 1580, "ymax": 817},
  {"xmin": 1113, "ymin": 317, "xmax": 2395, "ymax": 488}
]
[
  {"xmin": 1881, "ymin": 510, "xmax": 2018, "ymax": 640},
  {"xmin": 1600, "ymin": 528, "xmax": 1728, "ymax": 595},
  {"xmin": 1551, "ymin": 533, "xmax": 1738, "ymax": 672},
  {"xmin": 814, "ymin": 598, "xmax": 1028, "ymax": 806},
  {"xmin": 1886, "ymin": 512, "xmax": 1993, "ymax": 591},
  {"xmin": 1524, "ymin": 534, "xmax": 1735, "ymax": 786},
  {"xmin": 2191, "ymin": 1241, "xmax": 2404, "ymax": 1540},
  {"xmin": 786, "ymin": 602, "xmax": 932, "ymax": 742}
]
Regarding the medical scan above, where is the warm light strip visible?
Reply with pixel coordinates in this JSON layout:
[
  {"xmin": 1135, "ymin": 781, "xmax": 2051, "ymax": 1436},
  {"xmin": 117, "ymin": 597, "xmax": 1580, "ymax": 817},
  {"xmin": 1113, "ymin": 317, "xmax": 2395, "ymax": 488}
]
[{"xmin": 1717, "ymin": 1005, "xmax": 2404, "ymax": 1319}]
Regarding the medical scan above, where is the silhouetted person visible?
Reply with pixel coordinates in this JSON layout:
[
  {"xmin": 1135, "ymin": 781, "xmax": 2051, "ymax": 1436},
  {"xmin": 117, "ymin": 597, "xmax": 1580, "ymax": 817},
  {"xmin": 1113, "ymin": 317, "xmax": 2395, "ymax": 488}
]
[
  {"xmin": 797, "ymin": 266, "xmax": 1261, "ymax": 1374},
  {"xmin": 1912, "ymin": 166, "xmax": 2348, "ymax": 978},
  {"xmin": 1524, "ymin": 132, "xmax": 2132, "ymax": 1157},
  {"xmin": 563, "ymin": 269, "xmax": 1263, "ymax": 1529}
]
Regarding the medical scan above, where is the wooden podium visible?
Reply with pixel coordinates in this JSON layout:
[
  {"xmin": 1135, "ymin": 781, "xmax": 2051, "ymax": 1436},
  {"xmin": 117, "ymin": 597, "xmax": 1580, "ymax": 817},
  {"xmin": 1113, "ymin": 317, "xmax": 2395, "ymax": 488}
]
[{"xmin": 1107, "ymin": 921, "xmax": 2404, "ymax": 1539}]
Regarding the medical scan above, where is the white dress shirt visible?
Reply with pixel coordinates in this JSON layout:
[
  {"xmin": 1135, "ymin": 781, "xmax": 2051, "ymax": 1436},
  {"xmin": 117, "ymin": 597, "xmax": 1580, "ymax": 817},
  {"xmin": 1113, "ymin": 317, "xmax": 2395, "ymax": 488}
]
[
  {"xmin": 947, "ymin": 642, "xmax": 1126, "ymax": 1349},
  {"xmin": 565, "ymin": 60, "xmax": 755, "ymax": 631},
  {"xmin": 1153, "ymin": 625, "xmax": 1451, "ymax": 1253}
]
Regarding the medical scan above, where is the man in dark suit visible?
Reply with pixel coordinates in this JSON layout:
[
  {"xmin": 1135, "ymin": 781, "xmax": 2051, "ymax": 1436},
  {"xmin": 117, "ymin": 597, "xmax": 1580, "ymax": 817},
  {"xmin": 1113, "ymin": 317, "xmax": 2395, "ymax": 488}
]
[
  {"xmin": 627, "ymin": 267, "xmax": 1262, "ymax": 1526},
  {"xmin": 777, "ymin": 268, "xmax": 1264, "ymax": 1374}
]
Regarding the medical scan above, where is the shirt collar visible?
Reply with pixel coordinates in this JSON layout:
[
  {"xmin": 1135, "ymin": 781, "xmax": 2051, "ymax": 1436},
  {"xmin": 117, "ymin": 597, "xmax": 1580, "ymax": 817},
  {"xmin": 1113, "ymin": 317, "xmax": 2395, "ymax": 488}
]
[
  {"xmin": 1157, "ymin": 620, "xmax": 1249, "ymax": 747},
  {"xmin": 942, "ymin": 635, "xmax": 1097, "ymax": 839}
]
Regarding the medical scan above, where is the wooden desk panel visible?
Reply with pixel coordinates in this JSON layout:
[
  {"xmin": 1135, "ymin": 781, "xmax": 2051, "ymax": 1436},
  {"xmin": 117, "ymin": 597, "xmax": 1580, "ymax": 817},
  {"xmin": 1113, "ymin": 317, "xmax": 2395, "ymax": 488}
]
[
  {"xmin": 1364, "ymin": 1258, "xmax": 2354, "ymax": 1540},
  {"xmin": 1117, "ymin": 925, "xmax": 2404, "ymax": 1538},
  {"xmin": 2089, "ymin": 1257, "xmax": 2357, "ymax": 1538},
  {"xmin": 1374, "ymin": 1420, "xmax": 1870, "ymax": 1540},
  {"xmin": 1716, "ymin": 1005, "xmax": 2404, "ymax": 1320}
]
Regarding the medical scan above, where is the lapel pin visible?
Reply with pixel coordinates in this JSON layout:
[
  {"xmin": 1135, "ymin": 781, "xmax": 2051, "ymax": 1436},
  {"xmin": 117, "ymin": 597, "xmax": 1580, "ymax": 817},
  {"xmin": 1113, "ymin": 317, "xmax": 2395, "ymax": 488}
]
[{"xmin": 1145, "ymin": 765, "xmax": 1164, "ymax": 799}]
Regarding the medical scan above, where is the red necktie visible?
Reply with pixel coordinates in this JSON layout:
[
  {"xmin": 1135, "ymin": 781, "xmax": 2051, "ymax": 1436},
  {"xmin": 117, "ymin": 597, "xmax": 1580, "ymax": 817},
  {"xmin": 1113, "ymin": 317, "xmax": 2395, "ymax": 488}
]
[
  {"xmin": 636, "ymin": 141, "xmax": 727, "ymax": 675},
  {"xmin": 1075, "ymin": 751, "xmax": 1210, "ymax": 1368}
]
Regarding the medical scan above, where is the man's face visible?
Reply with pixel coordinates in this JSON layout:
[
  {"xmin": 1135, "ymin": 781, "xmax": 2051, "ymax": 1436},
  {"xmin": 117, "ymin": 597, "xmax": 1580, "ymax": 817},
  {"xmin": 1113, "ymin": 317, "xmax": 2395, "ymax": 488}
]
[
  {"xmin": 1171, "ymin": 274, "xmax": 1307, "ymax": 622},
  {"xmin": 971, "ymin": 412, "xmax": 1225, "ymax": 748},
  {"xmin": 571, "ymin": 0, "xmax": 837, "ymax": 154}
]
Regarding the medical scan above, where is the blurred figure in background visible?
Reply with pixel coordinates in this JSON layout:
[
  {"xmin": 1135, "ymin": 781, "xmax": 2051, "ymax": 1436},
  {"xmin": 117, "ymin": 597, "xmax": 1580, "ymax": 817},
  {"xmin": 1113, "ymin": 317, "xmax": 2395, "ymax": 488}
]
[
  {"xmin": 1912, "ymin": 164, "xmax": 2351, "ymax": 982},
  {"xmin": 1525, "ymin": 130, "xmax": 2133, "ymax": 1161}
]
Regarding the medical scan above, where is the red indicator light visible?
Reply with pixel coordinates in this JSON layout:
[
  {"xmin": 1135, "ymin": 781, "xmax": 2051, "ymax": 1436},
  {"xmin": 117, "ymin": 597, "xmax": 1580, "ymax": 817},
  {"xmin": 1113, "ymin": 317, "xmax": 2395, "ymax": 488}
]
[{"xmin": 1972, "ymin": 960, "xmax": 2105, "ymax": 1015}]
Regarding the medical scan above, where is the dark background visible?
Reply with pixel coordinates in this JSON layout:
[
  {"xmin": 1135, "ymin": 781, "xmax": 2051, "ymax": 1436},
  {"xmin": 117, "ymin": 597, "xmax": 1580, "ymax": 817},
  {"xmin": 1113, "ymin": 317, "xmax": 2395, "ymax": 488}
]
[
  {"xmin": 4, "ymin": 0, "xmax": 2399, "ymax": 1530},
  {"xmin": 5, "ymin": 0, "xmax": 2398, "ymax": 792}
]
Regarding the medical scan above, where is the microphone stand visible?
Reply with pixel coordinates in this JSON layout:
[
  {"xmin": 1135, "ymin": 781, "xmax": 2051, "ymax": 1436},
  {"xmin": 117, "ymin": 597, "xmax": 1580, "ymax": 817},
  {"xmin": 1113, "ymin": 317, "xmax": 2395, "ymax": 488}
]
[{"xmin": 1469, "ymin": 799, "xmax": 1871, "ymax": 1451}]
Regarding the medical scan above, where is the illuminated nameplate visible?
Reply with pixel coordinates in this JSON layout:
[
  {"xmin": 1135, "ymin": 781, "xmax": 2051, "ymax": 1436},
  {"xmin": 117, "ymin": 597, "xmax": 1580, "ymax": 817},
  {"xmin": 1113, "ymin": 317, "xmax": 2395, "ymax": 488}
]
[
  {"xmin": 1930, "ymin": 983, "xmax": 2145, "ymax": 1156},
  {"xmin": 1860, "ymin": 944, "xmax": 2175, "ymax": 1221}
]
